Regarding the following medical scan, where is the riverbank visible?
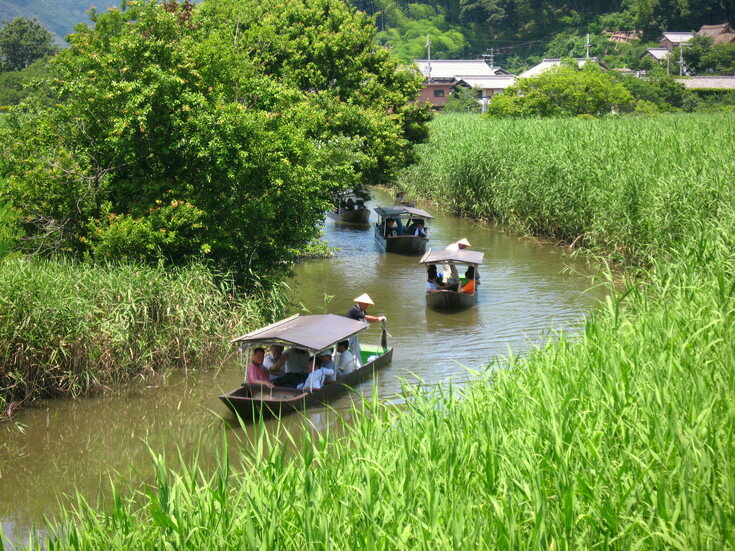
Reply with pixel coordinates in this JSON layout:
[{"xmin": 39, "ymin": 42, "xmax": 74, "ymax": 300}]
[
  {"xmin": 9, "ymin": 113, "xmax": 735, "ymax": 548},
  {"xmin": 0, "ymin": 258, "xmax": 288, "ymax": 420}
]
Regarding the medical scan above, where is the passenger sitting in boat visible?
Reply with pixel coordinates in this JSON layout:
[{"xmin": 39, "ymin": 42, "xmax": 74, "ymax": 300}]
[
  {"xmin": 245, "ymin": 347, "xmax": 274, "ymax": 387},
  {"xmin": 334, "ymin": 340, "xmax": 356, "ymax": 376},
  {"xmin": 459, "ymin": 266, "xmax": 476, "ymax": 294},
  {"xmin": 346, "ymin": 198, "xmax": 356, "ymax": 211},
  {"xmin": 412, "ymin": 220, "xmax": 427, "ymax": 238},
  {"xmin": 271, "ymin": 347, "xmax": 309, "ymax": 387},
  {"xmin": 263, "ymin": 344, "xmax": 286, "ymax": 382},
  {"xmin": 426, "ymin": 264, "xmax": 451, "ymax": 293},
  {"xmin": 317, "ymin": 349, "xmax": 337, "ymax": 382},
  {"xmin": 297, "ymin": 356, "xmax": 335, "ymax": 391},
  {"xmin": 384, "ymin": 218, "xmax": 398, "ymax": 237},
  {"xmin": 356, "ymin": 199, "xmax": 365, "ymax": 209}
]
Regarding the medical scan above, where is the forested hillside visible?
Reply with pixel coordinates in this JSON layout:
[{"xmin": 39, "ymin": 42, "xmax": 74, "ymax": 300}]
[{"xmin": 1, "ymin": 0, "xmax": 734, "ymax": 61}]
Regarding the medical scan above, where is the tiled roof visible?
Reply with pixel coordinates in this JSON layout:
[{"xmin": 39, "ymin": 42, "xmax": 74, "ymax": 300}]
[
  {"xmin": 645, "ymin": 48, "xmax": 671, "ymax": 61},
  {"xmin": 518, "ymin": 58, "xmax": 603, "ymax": 79},
  {"xmin": 660, "ymin": 32, "xmax": 695, "ymax": 43},
  {"xmin": 676, "ymin": 76, "xmax": 735, "ymax": 90},
  {"xmin": 414, "ymin": 59, "xmax": 508, "ymax": 79},
  {"xmin": 457, "ymin": 76, "xmax": 517, "ymax": 89}
]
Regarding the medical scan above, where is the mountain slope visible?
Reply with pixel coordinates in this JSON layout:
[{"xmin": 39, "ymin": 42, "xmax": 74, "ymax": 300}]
[{"xmin": 0, "ymin": 0, "xmax": 93, "ymax": 42}]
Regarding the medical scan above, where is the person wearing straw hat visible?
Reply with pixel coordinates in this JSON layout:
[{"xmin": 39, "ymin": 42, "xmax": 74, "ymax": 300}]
[
  {"xmin": 345, "ymin": 293, "xmax": 386, "ymax": 324},
  {"xmin": 345, "ymin": 294, "xmax": 386, "ymax": 367},
  {"xmin": 443, "ymin": 238, "xmax": 471, "ymax": 287}
]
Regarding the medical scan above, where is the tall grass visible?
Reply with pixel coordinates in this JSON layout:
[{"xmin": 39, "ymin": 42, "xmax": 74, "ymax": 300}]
[
  {"xmin": 6, "ymin": 113, "xmax": 735, "ymax": 549},
  {"xmin": 0, "ymin": 258, "xmax": 288, "ymax": 419},
  {"xmin": 10, "ymin": 215, "xmax": 735, "ymax": 549},
  {"xmin": 399, "ymin": 113, "xmax": 735, "ymax": 264}
]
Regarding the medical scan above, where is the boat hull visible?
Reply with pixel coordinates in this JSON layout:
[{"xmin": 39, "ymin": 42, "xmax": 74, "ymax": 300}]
[
  {"xmin": 374, "ymin": 229, "xmax": 428, "ymax": 255},
  {"xmin": 326, "ymin": 208, "xmax": 371, "ymax": 225},
  {"xmin": 219, "ymin": 348, "xmax": 394, "ymax": 420},
  {"xmin": 425, "ymin": 290, "xmax": 477, "ymax": 311}
]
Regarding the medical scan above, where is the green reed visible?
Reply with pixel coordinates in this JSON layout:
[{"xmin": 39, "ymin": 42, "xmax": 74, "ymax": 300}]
[
  {"xmin": 8, "ymin": 212, "xmax": 733, "ymax": 549},
  {"xmin": 0, "ymin": 258, "xmax": 288, "ymax": 419},
  {"xmin": 399, "ymin": 113, "xmax": 735, "ymax": 265}
]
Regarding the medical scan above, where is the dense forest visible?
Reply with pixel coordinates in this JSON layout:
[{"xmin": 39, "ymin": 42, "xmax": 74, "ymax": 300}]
[{"xmin": 2, "ymin": 0, "xmax": 733, "ymax": 62}]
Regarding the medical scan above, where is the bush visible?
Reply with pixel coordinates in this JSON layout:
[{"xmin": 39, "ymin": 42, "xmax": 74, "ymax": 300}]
[
  {"xmin": 487, "ymin": 65, "xmax": 634, "ymax": 118},
  {"xmin": 0, "ymin": 258, "xmax": 289, "ymax": 418}
]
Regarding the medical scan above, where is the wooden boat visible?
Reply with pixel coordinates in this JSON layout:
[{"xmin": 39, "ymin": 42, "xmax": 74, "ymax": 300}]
[
  {"xmin": 374, "ymin": 205, "xmax": 434, "ymax": 255},
  {"xmin": 326, "ymin": 189, "xmax": 371, "ymax": 225},
  {"xmin": 420, "ymin": 248, "xmax": 484, "ymax": 312},
  {"xmin": 220, "ymin": 314, "xmax": 393, "ymax": 419}
]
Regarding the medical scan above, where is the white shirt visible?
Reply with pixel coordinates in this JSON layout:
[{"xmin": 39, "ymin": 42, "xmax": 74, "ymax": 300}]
[
  {"xmin": 298, "ymin": 366, "xmax": 335, "ymax": 391},
  {"xmin": 427, "ymin": 280, "xmax": 439, "ymax": 290},
  {"xmin": 263, "ymin": 352, "xmax": 284, "ymax": 381},
  {"xmin": 334, "ymin": 349, "xmax": 357, "ymax": 376}
]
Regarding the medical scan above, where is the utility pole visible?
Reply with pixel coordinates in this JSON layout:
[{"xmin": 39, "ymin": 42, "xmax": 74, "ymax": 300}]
[
  {"xmin": 585, "ymin": 33, "xmax": 591, "ymax": 59},
  {"xmin": 678, "ymin": 44, "xmax": 689, "ymax": 76},
  {"xmin": 482, "ymin": 48, "xmax": 495, "ymax": 71},
  {"xmin": 426, "ymin": 35, "xmax": 432, "ymax": 82}
]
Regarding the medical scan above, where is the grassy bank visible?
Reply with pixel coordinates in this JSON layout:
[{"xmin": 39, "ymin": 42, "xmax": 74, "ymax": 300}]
[
  {"xmin": 399, "ymin": 113, "xmax": 735, "ymax": 265},
  {"xmin": 7, "ymin": 113, "xmax": 735, "ymax": 549},
  {"xmin": 0, "ymin": 258, "xmax": 287, "ymax": 419}
]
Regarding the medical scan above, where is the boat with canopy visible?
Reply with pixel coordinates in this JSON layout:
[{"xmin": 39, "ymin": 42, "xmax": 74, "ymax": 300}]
[
  {"xmin": 326, "ymin": 189, "xmax": 371, "ymax": 225},
  {"xmin": 374, "ymin": 205, "xmax": 434, "ymax": 255},
  {"xmin": 219, "ymin": 314, "xmax": 393, "ymax": 419},
  {"xmin": 419, "ymin": 248, "xmax": 484, "ymax": 311}
]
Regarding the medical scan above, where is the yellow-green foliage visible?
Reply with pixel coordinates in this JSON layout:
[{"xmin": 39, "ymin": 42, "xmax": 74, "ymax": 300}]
[
  {"xmin": 399, "ymin": 113, "xmax": 735, "ymax": 264},
  {"xmin": 15, "ymin": 216, "xmax": 735, "ymax": 549},
  {"xmin": 0, "ymin": 258, "xmax": 288, "ymax": 419}
]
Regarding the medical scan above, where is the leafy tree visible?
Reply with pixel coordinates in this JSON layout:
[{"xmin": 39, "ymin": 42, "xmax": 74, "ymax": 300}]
[
  {"xmin": 0, "ymin": 0, "xmax": 428, "ymax": 283},
  {"xmin": 443, "ymin": 85, "xmax": 481, "ymax": 112},
  {"xmin": 685, "ymin": 35, "xmax": 735, "ymax": 75},
  {"xmin": 0, "ymin": 17, "xmax": 55, "ymax": 71},
  {"xmin": 0, "ymin": 56, "xmax": 52, "ymax": 105},
  {"xmin": 487, "ymin": 65, "xmax": 634, "ymax": 117},
  {"xmin": 613, "ymin": 72, "xmax": 696, "ymax": 111}
]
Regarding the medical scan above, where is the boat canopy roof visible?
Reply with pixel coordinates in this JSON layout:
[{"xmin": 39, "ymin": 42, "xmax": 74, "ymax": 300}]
[
  {"xmin": 420, "ymin": 248, "xmax": 484, "ymax": 265},
  {"xmin": 374, "ymin": 205, "xmax": 434, "ymax": 219},
  {"xmin": 334, "ymin": 188, "xmax": 364, "ymax": 198},
  {"xmin": 230, "ymin": 314, "xmax": 368, "ymax": 352}
]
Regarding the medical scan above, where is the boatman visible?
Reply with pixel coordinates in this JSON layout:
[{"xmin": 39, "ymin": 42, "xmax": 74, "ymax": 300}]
[
  {"xmin": 345, "ymin": 294, "xmax": 386, "ymax": 367},
  {"xmin": 443, "ymin": 238, "xmax": 470, "ymax": 287}
]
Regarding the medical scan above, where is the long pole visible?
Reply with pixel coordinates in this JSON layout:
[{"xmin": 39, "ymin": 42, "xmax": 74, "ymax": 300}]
[
  {"xmin": 586, "ymin": 33, "xmax": 590, "ymax": 59},
  {"xmin": 426, "ymin": 35, "xmax": 431, "ymax": 82}
]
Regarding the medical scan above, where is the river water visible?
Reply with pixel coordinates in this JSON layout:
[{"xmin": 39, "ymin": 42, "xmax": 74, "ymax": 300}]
[{"xmin": 0, "ymin": 188, "xmax": 606, "ymax": 545}]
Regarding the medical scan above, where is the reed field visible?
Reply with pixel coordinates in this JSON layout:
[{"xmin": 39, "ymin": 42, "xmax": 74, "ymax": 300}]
[
  {"xmin": 0, "ymin": 258, "xmax": 288, "ymax": 419},
  {"xmin": 5, "ymin": 113, "xmax": 735, "ymax": 549},
  {"xmin": 399, "ymin": 113, "xmax": 735, "ymax": 265},
  {"xmin": 9, "ymin": 214, "xmax": 735, "ymax": 550}
]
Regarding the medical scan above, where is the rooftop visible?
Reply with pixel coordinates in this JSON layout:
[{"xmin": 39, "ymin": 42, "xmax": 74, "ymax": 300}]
[
  {"xmin": 420, "ymin": 248, "xmax": 485, "ymax": 266},
  {"xmin": 414, "ymin": 59, "xmax": 509, "ymax": 79},
  {"xmin": 457, "ymin": 76, "xmax": 517, "ymax": 89},
  {"xmin": 519, "ymin": 58, "xmax": 603, "ymax": 79},
  {"xmin": 374, "ymin": 205, "xmax": 434, "ymax": 219},
  {"xmin": 645, "ymin": 48, "xmax": 671, "ymax": 61},
  {"xmin": 660, "ymin": 32, "xmax": 695, "ymax": 43},
  {"xmin": 231, "ymin": 314, "xmax": 368, "ymax": 351},
  {"xmin": 675, "ymin": 76, "xmax": 735, "ymax": 90}
]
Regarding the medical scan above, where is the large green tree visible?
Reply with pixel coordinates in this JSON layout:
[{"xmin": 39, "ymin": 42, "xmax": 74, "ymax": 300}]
[
  {"xmin": 487, "ymin": 64, "xmax": 635, "ymax": 117},
  {"xmin": 0, "ymin": 17, "xmax": 55, "ymax": 71},
  {"xmin": 0, "ymin": 0, "xmax": 428, "ymax": 283}
]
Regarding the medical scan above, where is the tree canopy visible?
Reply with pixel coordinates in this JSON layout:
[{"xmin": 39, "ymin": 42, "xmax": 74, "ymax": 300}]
[
  {"xmin": 487, "ymin": 65, "xmax": 635, "ymax": 117},
  {"xmin": 0, "ymin": 0, "xmax": 429, "ymax": 285},
  {"xmin": 0, "ymin": 16, "xmax": 55, "ymax": 71}
]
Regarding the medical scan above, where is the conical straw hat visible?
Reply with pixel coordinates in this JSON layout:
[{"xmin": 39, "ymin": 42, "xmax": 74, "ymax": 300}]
[
  {"xmin": 353, "ymin": 293, "xmax": 374, "ymax": 305},
  {"xmin": 457, "ymin": 238, "xmax": 471, "ymax": 246}
]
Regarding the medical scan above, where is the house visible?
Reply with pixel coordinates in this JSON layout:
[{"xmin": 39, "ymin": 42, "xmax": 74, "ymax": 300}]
[
  {"xmin": 644, "ymin": 48, "xmax": 671, "ymax": 62},
  {"xmin": 605, "ymin": 30, "xmax": 642, "ymax": 44},
  {"xmin": 698, "ymin": 23, "xmax": 735, "ymax": 45},
  {"xmin": 658, "ymin": 32, "xmax": 695, "ymax": 51},
  {"xmin": 518, "ymin": 58, "xmax": 605, "ymax": 79},
  {"xmin": 414, "ymin": 59, "xmax": 515, "ymax": 109}
]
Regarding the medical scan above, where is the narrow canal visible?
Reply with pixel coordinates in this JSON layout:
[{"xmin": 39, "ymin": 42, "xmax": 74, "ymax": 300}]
[{"xmin": 0, "ymin": 188, "xmax": 606, "ymax": 544}]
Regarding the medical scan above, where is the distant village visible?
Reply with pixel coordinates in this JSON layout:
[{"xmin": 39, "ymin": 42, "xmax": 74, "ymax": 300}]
[{"xmin": 418, "ymin": 22, "xmax": 735, "ymax": 111}]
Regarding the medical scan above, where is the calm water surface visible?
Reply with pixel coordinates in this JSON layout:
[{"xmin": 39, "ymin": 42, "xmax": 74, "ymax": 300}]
[{"xmin": 1, "ymin": 188, "xmax": 606, "ymax": 545}]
